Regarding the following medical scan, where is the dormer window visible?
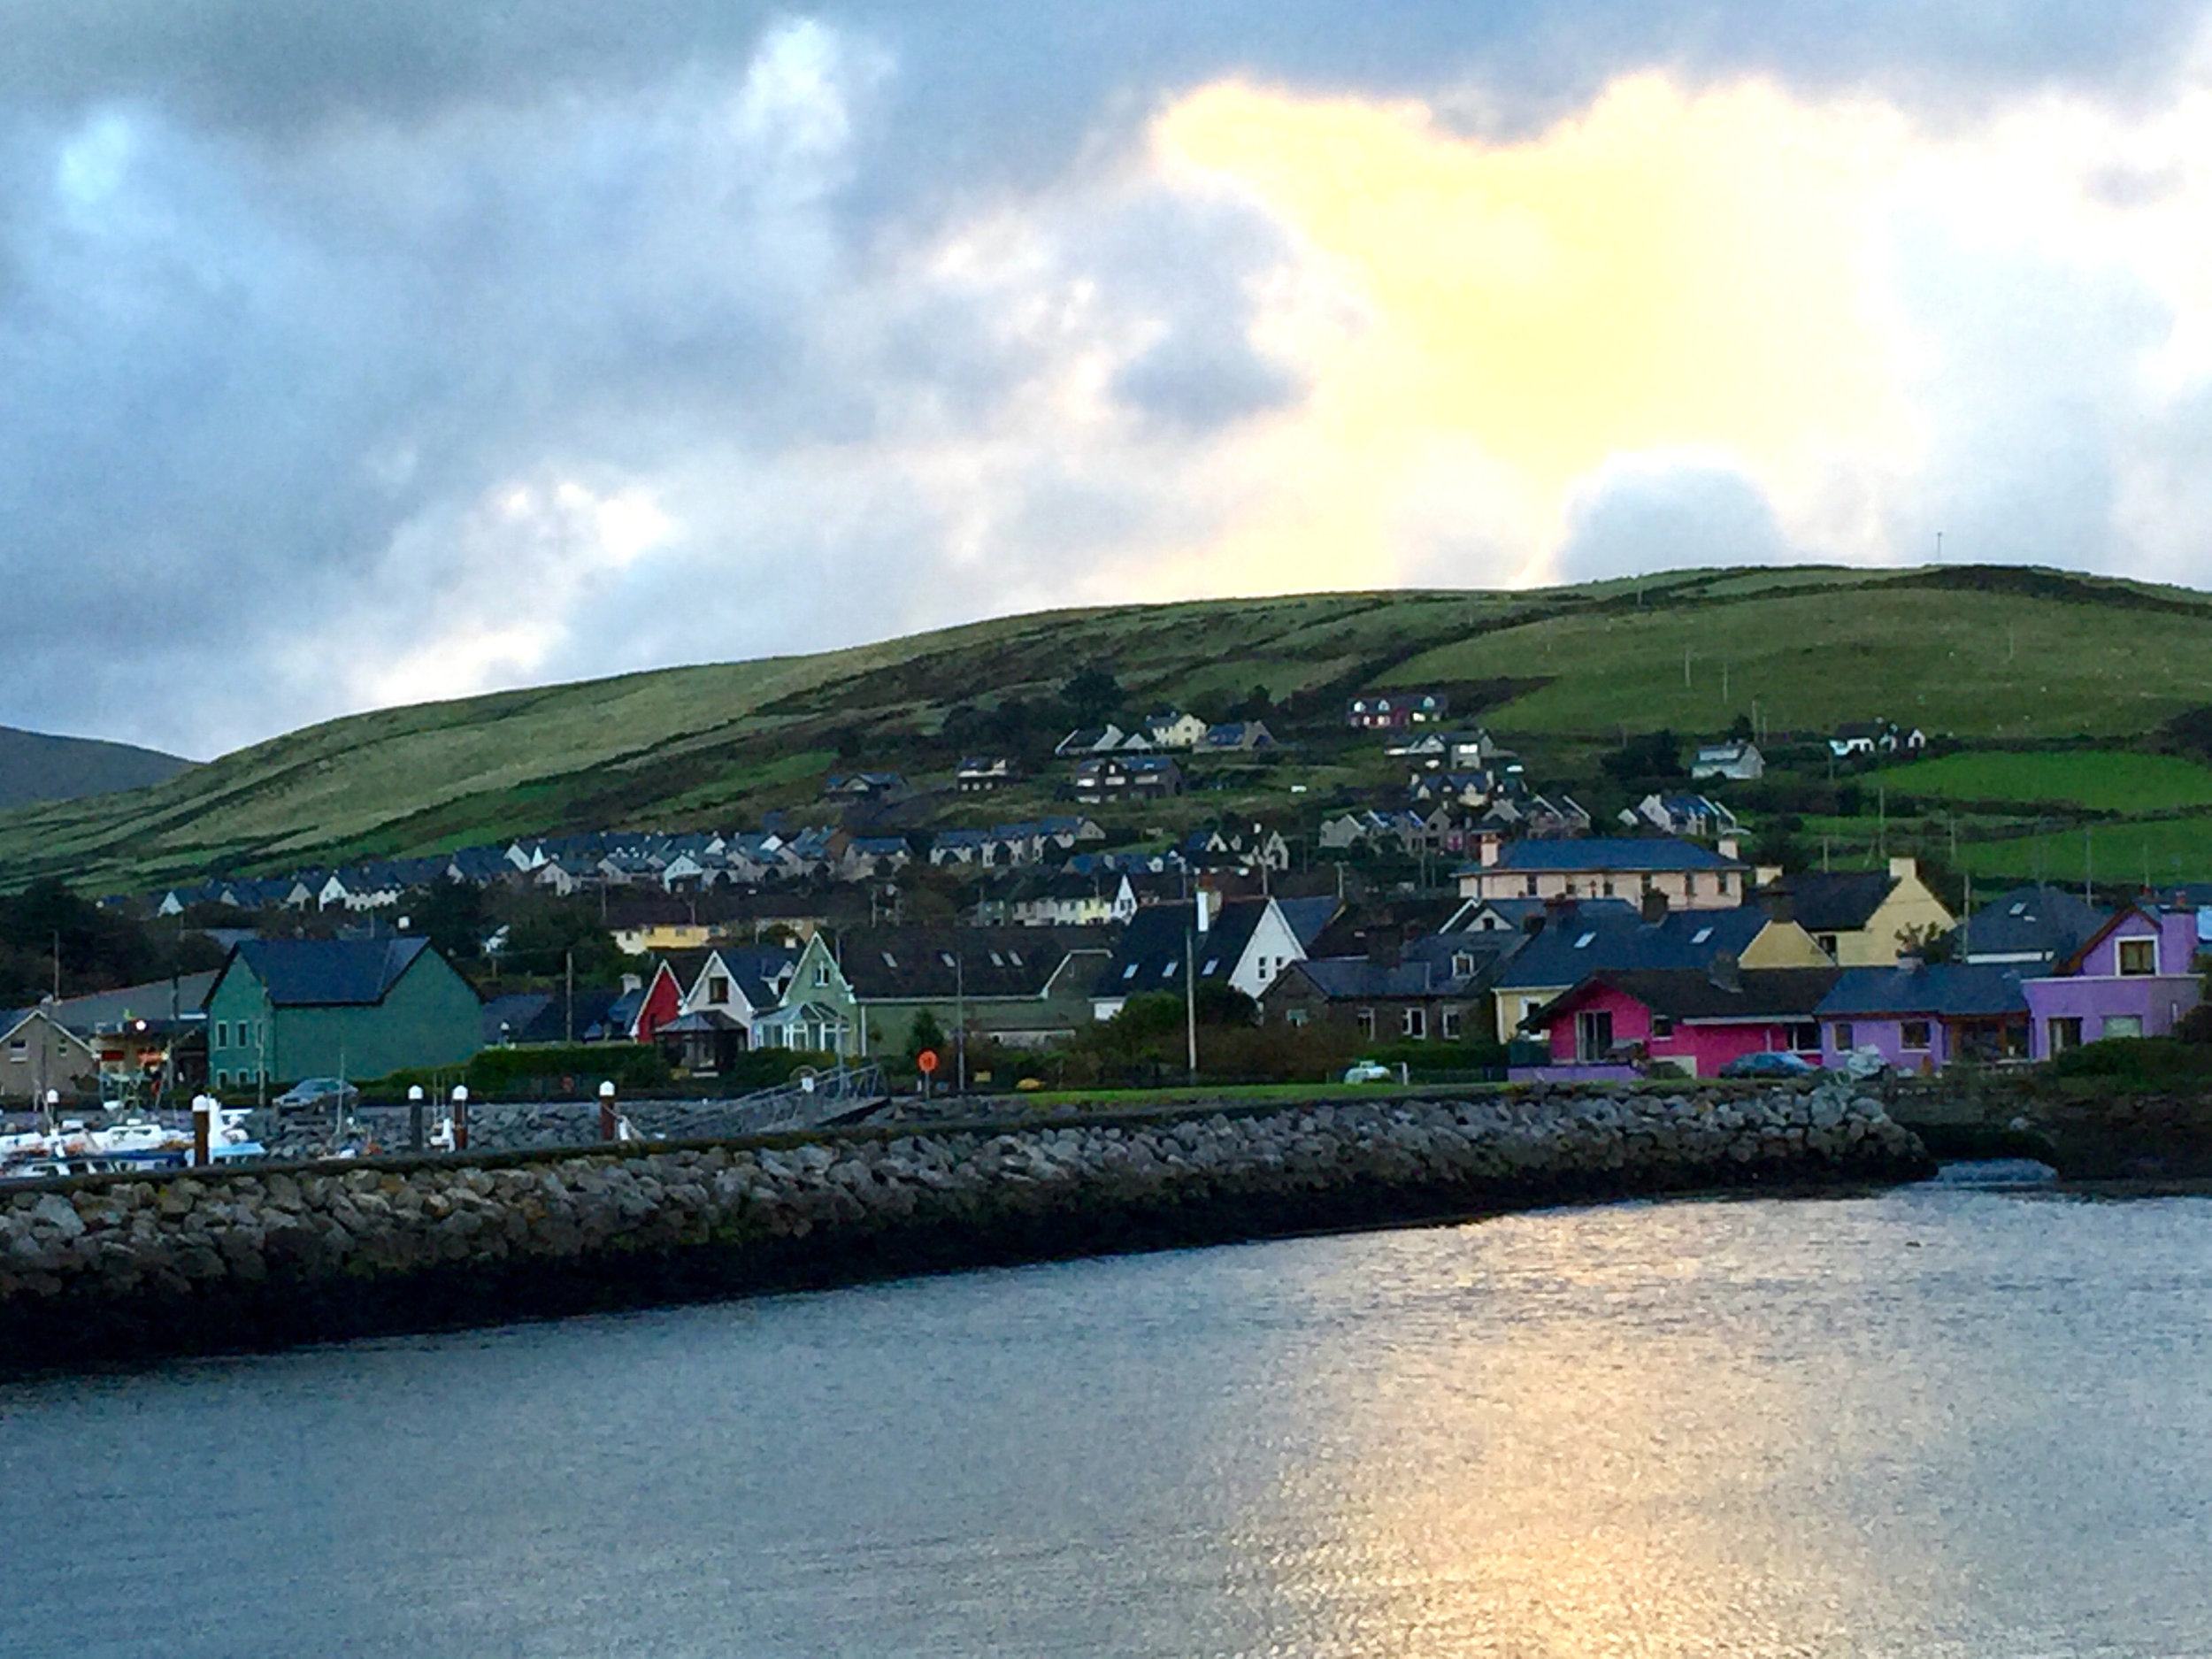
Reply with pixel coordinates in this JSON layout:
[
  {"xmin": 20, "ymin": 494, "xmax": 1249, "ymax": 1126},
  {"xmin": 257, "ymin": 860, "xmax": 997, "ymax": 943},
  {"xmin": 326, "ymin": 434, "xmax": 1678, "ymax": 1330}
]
[{"xmin": 2118, "ymin": 938, "xmax": 2157, "ymax": 976}]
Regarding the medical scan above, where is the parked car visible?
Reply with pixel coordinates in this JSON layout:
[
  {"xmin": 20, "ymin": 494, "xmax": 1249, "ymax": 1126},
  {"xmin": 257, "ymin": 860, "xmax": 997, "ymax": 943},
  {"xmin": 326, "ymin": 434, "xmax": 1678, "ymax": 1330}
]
[
  {"xmin": 1717, "ymin": 1051, "xmax": 1816, "ymax": 1079},
  {"xmin": 273, "ymin": 1077, "xmax": 360, "ymax": 1110},
  {"xmin": 1342, "ymin": 1060, "xmax": 1394, "ymax": 1084}
]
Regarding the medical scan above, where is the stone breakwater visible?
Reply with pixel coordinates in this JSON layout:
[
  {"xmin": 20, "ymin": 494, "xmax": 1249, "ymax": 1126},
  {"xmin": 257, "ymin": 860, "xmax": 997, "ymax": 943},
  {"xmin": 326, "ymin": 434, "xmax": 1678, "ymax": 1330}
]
[{"xmin": 0, "ymin": 1082, "xmax": 1928, "ymax": 1372}]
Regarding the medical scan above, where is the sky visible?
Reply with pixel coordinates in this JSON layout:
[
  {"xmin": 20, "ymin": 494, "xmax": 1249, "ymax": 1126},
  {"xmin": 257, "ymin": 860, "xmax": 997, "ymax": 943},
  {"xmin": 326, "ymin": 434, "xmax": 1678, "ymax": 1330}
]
[{"xmin": 8, "ymin": 2, "xmax": 2212, "ymax": 757}]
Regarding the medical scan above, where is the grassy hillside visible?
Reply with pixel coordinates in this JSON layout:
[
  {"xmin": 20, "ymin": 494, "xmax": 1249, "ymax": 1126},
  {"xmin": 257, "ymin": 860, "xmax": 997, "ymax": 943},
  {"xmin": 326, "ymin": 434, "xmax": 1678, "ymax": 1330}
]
[
  {"xmin": 0, "ymin": 726, "xmax": 190, "ymax": 810},
  {"xmin": 8, "ymin": 562, "xmax": 2212, "ymax": 894}
]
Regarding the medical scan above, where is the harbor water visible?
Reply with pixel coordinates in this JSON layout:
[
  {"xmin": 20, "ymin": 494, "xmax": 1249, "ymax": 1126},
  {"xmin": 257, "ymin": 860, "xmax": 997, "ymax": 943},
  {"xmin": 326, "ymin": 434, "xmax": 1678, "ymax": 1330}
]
[{"xmin": 6, "ymin": 1171, "xmax": 2211, "ymax": 1656}]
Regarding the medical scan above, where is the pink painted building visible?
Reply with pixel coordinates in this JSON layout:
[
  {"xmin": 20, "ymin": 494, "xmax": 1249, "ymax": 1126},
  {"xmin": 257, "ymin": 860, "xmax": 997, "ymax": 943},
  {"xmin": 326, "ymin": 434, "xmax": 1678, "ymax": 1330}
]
[{"xmin": 1527, "ymin": 967, "xmax": 1838, "ymax": 1079}]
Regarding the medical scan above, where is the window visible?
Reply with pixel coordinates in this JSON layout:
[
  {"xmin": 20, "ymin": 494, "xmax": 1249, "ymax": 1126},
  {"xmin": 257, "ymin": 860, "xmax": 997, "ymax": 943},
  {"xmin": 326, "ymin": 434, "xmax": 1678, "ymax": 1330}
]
[
  {"xmin": 1161, "ymin": 963, "xmax": 1178, "ymax": 979},
  {"xmin": 1832, "ymin": 1023, "xmax": 1855, "ymax": 1051},
  {"xmin": 215, "ymin": 1021, "xmax": 229, "ymax": 1048},
  {"xmin": 2117, "ymin": 938, "xmax": 2157, "ymax": 976},
  {"xmin": 7, "ymin": 1040, "xmax": 23, "ymax": 1063},
  {"xmin": 814, "ymin": 964, "xmax": 829, "ymax": 987},
  {"xmin": 1651, "ymin": 1015, "xmax": 1673, "ymax": 1038},
  {"xmin": 1452, "ymin": 953, "xmax": 1476, "ymax": 977},
  {"xmin": 1122, "ymin": 964, "xmax": 1140, "ymax": 981},
  {"xmin": 1402, "ymin": 1008, "xmax": 1426, "ymax": 1040},
  {"xmin": 1574, "ymin": 932, "xmax": 1595, "ymax": 949},
  {"xmin": 1008, "ymin": 951, "xmax": 1022, "ymax": 966},
  {"xmin": 1575, "ymin": 1009, "xmax": 1614, "ymax": 1062},
  {"xmin": 1202, "ymin": 958, "xmax": 1220, "ymax": 976},
  {"xmin": 1286, "ymin": 1008, "xmax": 1309, "ymax": 1027},
  {"xmin": 1601, "ymin": 878, "xmax": 1616, "ymax": 897},
  {"xmin": 1356, "ymin": 1008, "xmax": 1376, "ymax": 1037},
  {"xmin": 881, "ymin": 953, "xmax": 897, "ymax": 969},
  {"xmin": 1816, "ymin": 934, "xmax": 1839, "ymax": 957},
  {"xmin": 2103, "ymin": 1014, "xmax": 2144, "ymax": 1040},
  {"xmin": 1524, "ymin": 876, "xmax": 1539, "ymax": 896},
  {"xmin": 1786, "ymin": 1021, "xmax": 1820, "ymax": 1053},
  {"xmin": 1901, "ymin": 1020, "xmax": 1932, "ymax": 1051},
  {"xmin": 940, "ymin": 952, "xmax": 956, "ymax": 968},
  {"xmin": 708, "ymin": 976, "xmax": 730, "ymax": 1004},
  {"xmin": 214, "ymin": 1071, "xmax": 228, "ymax": 1088},
  {"xmin": 2048, "ymin": 1016, "xmax": 2083, "ymax": 1053},
  {"xmin": 1692, "ymin": 926, "xmax": 1714, "ymax": 945},
  {"xmin": 1440, "ymin": 1008, "xmax": 1462, "ymax": 1041},
  {"xmin": 989, "ymin": 951, "xmax": 1004, "ymax": 966}
]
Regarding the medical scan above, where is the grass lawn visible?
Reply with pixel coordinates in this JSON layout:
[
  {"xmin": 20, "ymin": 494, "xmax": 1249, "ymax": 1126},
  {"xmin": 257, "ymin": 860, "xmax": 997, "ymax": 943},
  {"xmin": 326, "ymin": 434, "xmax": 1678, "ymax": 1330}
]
[
  {"xmin": 1874, "ymin": 750, "xmax": 2212, "ymax": 813},
  {"xmin": 1950, "ymin": 815, "xmax": 2212, "ymax": 886}
]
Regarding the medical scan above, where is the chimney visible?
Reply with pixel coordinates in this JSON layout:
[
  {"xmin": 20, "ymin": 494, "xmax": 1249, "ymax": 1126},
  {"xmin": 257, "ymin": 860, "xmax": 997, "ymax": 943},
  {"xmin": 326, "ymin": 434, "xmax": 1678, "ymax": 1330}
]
[
  {"xmin": 1707, "ymin": 951, "xmax": 1741, "ymax": 993},
  {"xmin": 1640, "ymin": 887, "xmax": 1671, "ymax": 924},
  {"xmin": 1888, "ymin": 856, "xmax": 1916, "ymax": 880},
  {"xmin": 1478, "ymin": 831, "xmax": 1502, "ymax": 868},
  {"xmin": 1195, "ymin": 883, "xmax": 1217, "ymax": 933},
  {"xmin": 1718, "ymin": 834, "xmax": 1741, "ymax": 861},
  {"xmin": 1755, "ymin": 864, "xmax": 1784, "ymax": 887}
]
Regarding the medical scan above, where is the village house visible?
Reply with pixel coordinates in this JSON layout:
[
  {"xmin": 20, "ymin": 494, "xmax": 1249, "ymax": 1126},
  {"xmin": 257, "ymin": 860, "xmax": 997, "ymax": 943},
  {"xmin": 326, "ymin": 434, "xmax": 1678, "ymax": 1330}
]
[
  {"xmin": 1955, "ymin": 885, "xmax": 2108, "ymax": 966},
  {"xmin": 1199, "ymin": 720, "xmax": 1276, "ymax": 753},
  {"xmin": 1090, "ymin": 893, "xmax": 1307, "ymax": 1021},
  {"xmin": 955, "ymin": 757, "xmax": 1024, "ymax": 794},
  {"xmin": 1766, "ymin": 858, "xmax": 1956, "ymax": 965},
  {"xmin": 836, "ymin": 926, "xmax": 1116, "ymax": 1053},
  {"xmin": 1142, "ymin": 710, "xmax": 1210, "ymax": 749},
  {"xmin": 1459, "ymin": 836, "xmax": 1748, "ymax": 910},
  {"xmin": 0, "ymin": 1008, "xmax": 102, "ymax": 1102},
  {"xmin": 1816, "ymin": 963, "xmax": 2029, "ymax": 1072},
  {"xmin": 2024, "ymin": 904, "xmax": 2208, "ymax": 1058},
  {"xmin": 204, "ymin": 938, "xmax": 481, "ymax": 1089},
  {"xmin": 1523, "ymin": 965, "xmax": 1839, "ymax": 1079}
]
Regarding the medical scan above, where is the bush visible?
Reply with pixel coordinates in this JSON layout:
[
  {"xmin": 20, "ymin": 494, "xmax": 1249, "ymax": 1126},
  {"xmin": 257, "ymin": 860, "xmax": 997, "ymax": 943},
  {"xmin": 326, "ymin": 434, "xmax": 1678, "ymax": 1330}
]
[{"xmin": 2046, "ymin": 1037, "xmax": 2212, "ymax": 1084}]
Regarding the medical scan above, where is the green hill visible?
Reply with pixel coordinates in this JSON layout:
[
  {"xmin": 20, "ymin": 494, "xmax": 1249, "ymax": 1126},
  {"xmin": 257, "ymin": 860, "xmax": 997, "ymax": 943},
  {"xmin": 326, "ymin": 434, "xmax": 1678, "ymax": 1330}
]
[
  {"xmin": 0, "ymin": 725, "xmax": 191, "ymax": 811},
  {"xmin": 10, "ymin": 562, "xmax": 2212, "ymax": 895}
]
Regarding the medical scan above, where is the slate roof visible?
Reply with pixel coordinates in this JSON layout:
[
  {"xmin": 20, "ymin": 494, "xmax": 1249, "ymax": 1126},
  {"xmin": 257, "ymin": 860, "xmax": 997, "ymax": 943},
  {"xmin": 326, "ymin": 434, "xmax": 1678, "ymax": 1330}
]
[
  {"xmin": 1282, "ymin": 958, "xmax": 1452, "ymax": 999},
  {"xmin": 1479, "ymin": 836, "xmax": 1742, "ymax": 873},
  {"xmin": 1773, "ymin": 871, "xmax": 1896, "ymax": 933},
  {"xmin": 1534, "ymin": 967, "xmax": 1840, "ymax": 1026},
  {"xmin": 230, "ymin": 938, "xmax": 442, "ymax": 1007},
  {"xmin": 1094, "ymin": 899, "xmax": 1268, "ymax": 996},
  {"xmin": 835, "ymin": 926, "xmax": 1107, "ymax": 1000},
  {"xmin": 482, "ymin": 992, "xmax": 555, "ymax": 1046},
  {"xmin": 1493, "ymin": 901, "xmax": 1770, "ymax": 990},
  {"xmin": 1816, "ymin": 964, "xmax": 2027, "ymax": 1020},
  {"xmin": 39, "ymin": 972, "xmax": 221, "ymax": 1033},
  {"xmin": 1276, "ymin": 895, "xmax": 1342, "ymax": 950},
  {"xmin": 1957, "ymin": 885, "xmax": 2108, "ymax": 963}
]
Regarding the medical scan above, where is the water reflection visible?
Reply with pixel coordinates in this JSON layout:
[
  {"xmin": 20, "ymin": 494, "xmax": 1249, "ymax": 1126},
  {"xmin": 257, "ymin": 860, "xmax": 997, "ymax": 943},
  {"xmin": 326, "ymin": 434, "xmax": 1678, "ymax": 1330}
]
[{"xmin": 4, "ymin": 1187, "xmax": 2212, "ymax": 1656}]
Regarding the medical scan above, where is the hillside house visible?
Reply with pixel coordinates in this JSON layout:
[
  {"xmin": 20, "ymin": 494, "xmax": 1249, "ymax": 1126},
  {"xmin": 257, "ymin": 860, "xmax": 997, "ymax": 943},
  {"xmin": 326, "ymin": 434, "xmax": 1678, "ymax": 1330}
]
[
  {"xmin": 1691, "ymin": 741, "xmax": 1764, "ymax": 781},
  {"xmin": 1200, "ymin": 721, "xmax": 1276, "ymax": 752},
  {"xmin": 1071, "ymin": 755, "xmax": 1183, "ymax": 803},
  {"xmin": 1055, "ymin": 724, "xmax": 1126, "ymax": 757},
  {"xmin": 956, "ymin": 757, "xmax": 1024, "ymax": 794},
  {"xmin": 1347, "ymin": 692, "xmax": 1448, "ymax": 730},
  {"xmin": 0, "ymin": 1008, "xmax": 102, "ymax": 1102},
  {"xmin": 1143, "ymin": 711, "xmax": 1210, "ymax": 749}
]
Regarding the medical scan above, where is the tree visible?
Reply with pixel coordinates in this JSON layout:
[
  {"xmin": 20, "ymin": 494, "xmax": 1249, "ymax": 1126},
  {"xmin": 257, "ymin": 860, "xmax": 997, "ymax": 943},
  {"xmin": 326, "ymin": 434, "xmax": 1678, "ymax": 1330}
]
[
  {"xmin": 904, "ymin": 1007, "xmax": 948, "ymax": 1060},
  {"xmin": 1601, "ymin": 730, "xmax": 1686, "ymax": 790},
  {"xmin": 1061, "ymin": 665, "xmax": 1123, "ymax": 726},
  {"xmin": 412, "ymin": 878, "xmax": 487, "ymax": 965}
]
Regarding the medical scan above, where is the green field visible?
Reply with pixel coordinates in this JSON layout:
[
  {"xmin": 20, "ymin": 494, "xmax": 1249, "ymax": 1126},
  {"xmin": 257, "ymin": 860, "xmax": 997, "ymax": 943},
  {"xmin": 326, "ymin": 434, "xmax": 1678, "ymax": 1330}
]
[
  {"xmin": 1950, "ymin": 816, "xmax": 2212, "ymax": 887},
  {"xmin": 11, "ymin": 561, "xmax": 2212, "ymax": 893},
  {"xmin": 1875, "ymin": 751, "xmax": 2212, "ymax": 813}
]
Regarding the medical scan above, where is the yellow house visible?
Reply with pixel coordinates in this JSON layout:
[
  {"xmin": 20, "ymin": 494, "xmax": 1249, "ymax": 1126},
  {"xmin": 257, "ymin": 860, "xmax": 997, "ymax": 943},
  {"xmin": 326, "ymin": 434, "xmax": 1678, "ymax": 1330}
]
[
  {"xmin": 612, "ymin": 921, "xmax": 713, "ymax": 956},
  {"xmin": 1774, "ymin": 858, "xmax": 1955, "ymax": 966}
]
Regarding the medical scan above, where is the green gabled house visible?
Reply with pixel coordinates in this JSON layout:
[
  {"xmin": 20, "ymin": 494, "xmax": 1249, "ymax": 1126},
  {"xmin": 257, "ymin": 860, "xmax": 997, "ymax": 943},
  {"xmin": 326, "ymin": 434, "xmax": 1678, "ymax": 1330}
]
[{"xmin": 204, "ymin": 938, "xmax": 481, "ymax": 1088}]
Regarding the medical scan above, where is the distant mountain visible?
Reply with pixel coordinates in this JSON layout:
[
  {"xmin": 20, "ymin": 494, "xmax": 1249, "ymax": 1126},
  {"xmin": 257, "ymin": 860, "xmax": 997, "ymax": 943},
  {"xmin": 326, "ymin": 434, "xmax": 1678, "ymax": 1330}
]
[{"xmin": 0, "ymin": 725, "xmax": 192, "ymax": 811}]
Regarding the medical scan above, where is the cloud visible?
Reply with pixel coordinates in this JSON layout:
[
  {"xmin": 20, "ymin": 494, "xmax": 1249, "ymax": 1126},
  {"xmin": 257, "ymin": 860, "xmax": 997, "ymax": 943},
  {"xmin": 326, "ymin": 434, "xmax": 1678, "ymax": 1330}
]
[{"xmin": 6, "ymin": 6, "xmax": 2212, "ymax": 757}]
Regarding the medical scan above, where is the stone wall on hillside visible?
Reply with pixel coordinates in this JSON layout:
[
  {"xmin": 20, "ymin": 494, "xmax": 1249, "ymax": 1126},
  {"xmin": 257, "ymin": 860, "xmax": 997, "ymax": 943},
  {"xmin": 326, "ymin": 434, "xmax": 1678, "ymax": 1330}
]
[{"xmin": 0, "ymin": 1081, "xmax": 1929, "ymax": 1372}]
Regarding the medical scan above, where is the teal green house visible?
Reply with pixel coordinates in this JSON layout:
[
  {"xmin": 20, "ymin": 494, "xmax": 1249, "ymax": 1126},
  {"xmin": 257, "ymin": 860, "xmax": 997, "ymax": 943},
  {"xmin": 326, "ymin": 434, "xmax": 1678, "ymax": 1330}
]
[{"xmin": 204, "ymin": 938, "xmax": 481, "ymax": 1087}]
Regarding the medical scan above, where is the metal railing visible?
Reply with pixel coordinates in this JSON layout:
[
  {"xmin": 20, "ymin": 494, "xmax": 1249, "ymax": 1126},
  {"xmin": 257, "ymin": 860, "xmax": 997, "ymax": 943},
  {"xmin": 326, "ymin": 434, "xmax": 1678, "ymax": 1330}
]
[{"xmin": 709, "ymin": 1064, "xmax": 889, "ymax": 1136}]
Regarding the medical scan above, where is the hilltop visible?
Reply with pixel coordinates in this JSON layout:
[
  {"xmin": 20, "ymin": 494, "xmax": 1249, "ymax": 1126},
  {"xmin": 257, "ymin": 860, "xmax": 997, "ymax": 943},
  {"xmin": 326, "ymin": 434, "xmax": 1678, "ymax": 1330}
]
[
  {"xmin": 7, "ymin": 561, "xmax": 2212, "ymax": 895},
  {"xmin": 0, "ymin": 725, "xmax": 191, "ymax": 812}
]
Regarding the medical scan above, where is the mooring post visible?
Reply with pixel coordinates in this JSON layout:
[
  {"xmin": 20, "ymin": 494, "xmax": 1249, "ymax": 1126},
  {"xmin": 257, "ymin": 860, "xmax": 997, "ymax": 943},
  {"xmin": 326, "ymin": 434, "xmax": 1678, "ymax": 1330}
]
[
  {"xmin": 408, "ymin": 1084, "xmax": 425, "ymax": 1152},
  {"xmin": 598, "ymin": 1079, "xmax": 618, "ymax": 1143},
  {"xmin": 451, "ymin": 1085, "xmax": 469, "ymax": 1153},
  {"xmin": 191, "ymin": 1093, "xmax": 211, "ymax": 1168}
]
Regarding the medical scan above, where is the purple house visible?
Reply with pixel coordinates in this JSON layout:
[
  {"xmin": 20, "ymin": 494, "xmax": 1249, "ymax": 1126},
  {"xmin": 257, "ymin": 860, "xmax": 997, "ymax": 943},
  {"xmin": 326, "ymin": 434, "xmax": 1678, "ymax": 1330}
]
[
  {"xmin": 1816, "ymin": 963, "xmax": 2028, "ymax": 1073},
  {"xmin": 2024, "ymin": 905, "xmax": 2207, "ymax": 1059}
]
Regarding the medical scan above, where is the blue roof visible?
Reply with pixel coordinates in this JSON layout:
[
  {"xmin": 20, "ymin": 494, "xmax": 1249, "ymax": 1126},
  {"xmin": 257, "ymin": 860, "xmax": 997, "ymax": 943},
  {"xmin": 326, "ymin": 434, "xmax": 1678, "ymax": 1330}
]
[
  {"xmin": 1486, "ymin": 837, "xmax": 1740, "ymax": 873},
  {"xmin": 1816, "ymin": 964, "xmax": 2026, "ymax": 1019},
  {"xmin": 231, "ymin": 937, "xmax": 443, "ymax": 1007}
]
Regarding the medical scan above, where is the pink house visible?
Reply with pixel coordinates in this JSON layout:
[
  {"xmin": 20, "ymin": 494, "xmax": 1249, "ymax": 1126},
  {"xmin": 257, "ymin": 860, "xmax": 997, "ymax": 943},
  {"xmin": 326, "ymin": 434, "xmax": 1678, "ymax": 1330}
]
[
  {"xmin": 2024, "ymin": 904, "xmax": 2206, "ymax": 1060},
  {"xmin": 1526, "ymin": 966, "xmax": 1839, "ymax": 1079}
]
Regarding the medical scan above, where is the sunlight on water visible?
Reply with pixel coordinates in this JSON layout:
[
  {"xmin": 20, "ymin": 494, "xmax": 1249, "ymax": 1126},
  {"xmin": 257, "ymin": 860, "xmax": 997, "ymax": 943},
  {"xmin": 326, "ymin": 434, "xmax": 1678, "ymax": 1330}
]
[{"xmin": 5, "ymin": 1185, "xmax": 2212, "ymax": 1656}]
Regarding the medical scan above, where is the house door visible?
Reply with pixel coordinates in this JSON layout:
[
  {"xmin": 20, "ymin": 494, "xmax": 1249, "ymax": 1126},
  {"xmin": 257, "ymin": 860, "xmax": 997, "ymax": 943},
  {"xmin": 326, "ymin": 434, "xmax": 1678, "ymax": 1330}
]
[{"xmin": 1575, "ymin": 1010, "xmax": 1614, "ymax": 1063}]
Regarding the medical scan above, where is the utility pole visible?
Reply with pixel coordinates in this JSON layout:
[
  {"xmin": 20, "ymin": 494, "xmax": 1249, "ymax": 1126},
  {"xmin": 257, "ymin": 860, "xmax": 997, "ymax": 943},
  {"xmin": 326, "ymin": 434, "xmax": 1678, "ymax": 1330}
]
[
  {"xmin": 565, "ymin": 949, "xmax": 575, "ymax": 1045},
  {"xmin": 1184, "ymin": 924, "xmax": 1199, "ymax": 1087},
  {"xmin": 954, "ymin": 951, "xmax": 966, "ymax": 1094}
]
